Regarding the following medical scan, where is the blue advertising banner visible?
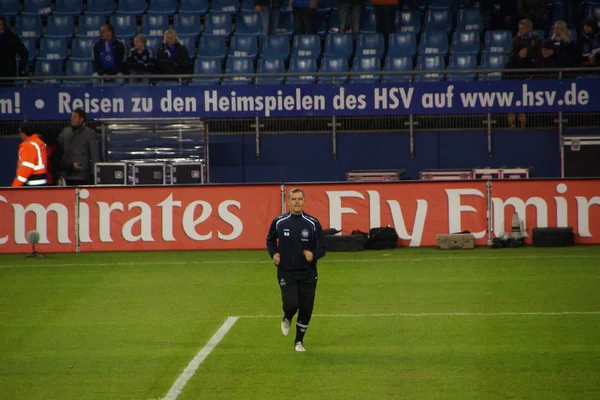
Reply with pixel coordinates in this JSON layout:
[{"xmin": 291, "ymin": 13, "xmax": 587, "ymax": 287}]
[{"xmin": 0, "ymin": 79, "xmax": 597, "ymax": 120}]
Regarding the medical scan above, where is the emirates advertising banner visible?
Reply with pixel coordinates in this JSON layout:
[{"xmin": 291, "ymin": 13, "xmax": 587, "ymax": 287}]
[{"xmin": 0, "ymin": 180, "xmax": 599, "ymax": 253}]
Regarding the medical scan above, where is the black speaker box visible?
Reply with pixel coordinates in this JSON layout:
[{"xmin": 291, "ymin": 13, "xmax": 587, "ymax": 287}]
[
  {"xmin": 531, "ymin": 227, "xmax": 574, "ymax": 247},
  {"xmin": 325, "ymin": 235, "xmax": 365, "ymax": 252}
]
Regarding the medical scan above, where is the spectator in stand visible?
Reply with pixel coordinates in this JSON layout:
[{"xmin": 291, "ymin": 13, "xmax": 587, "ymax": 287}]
[
  {"xmin": 504, "ymin": 43, "xmax": 537, "ymax": 128},
  {"xmin": 578, "ymin": 18, "xmax": 600, "ymax": 66},
  {"xmin": 539, "ymin": 39, "xmax": 572, "ymax": 69},
  {"xmin": 155, "ymin": 30, "xmax": 190, "ymax": 79},
  {"xmin": 0, "ymin": 13, "xmax": 29, "ymax": 87},
  {"xmin": 516, "ymin": 0, "xmax": 549, "ymax": 32},
  {"xmin": 291, "ymin": 0, "xmax": 317, "ymax": 35},
  {"xmin": 256, "ymin": 0, "xmax": 282, "ymax": 36},
  {"xmin": 510, "ymin": 19, "xmax": 542, "ymax": 65},
  {"xmin": 126, "ymin": 34, "xmax": 154, "ymax": 83},
  {"xmin": 373, "ymin": 0, "xmax": 396, "ymax": 48},
  {"xmin": 551, "ymin": 21, "xmax": 577, "ymax": 61},
  {"xmin": 92, "ymin": 24, "xmax": 126, "ymax": 84},
  {"xmin": 338, "ymin": 0, "xmax": 364, "ymax": 37}
]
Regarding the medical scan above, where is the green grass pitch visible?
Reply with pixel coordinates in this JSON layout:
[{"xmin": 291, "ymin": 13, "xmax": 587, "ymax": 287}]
[{"xmin": 0, "ymin": 246, "xmax": 599, "ymax": 400}]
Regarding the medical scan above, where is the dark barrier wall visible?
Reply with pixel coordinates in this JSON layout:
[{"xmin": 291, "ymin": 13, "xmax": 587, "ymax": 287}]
[{"xmin": 0, "ymin": 129, "xmax": 560, "ymax": 186}]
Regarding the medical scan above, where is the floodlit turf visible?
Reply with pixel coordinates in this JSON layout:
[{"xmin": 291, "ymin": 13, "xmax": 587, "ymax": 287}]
[{"xmin": 0, "ymin": 247, "xmax": 599, "ymax": 400}]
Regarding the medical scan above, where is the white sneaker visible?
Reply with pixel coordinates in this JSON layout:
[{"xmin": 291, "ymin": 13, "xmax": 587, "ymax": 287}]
[
  {"xmin": 281, "ymin": 317, "xmax": 291, "ymax": 336},
  {"xmin": 294, "ymin": 342, "xmax": 306, "ymax": 352}
]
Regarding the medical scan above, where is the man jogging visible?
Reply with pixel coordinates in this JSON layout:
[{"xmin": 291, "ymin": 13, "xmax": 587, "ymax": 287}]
[{"xmin": 266, "ymin": 188, "xmax": 327, "ymax": 352}]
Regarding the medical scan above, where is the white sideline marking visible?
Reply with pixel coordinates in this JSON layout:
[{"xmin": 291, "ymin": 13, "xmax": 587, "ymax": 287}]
[
  {"xmin": 2, "ymin": 254, "xmax": 600, "ymax": 269},
  {"xmin": 162, "ymin": 316, "xmax": 239, "ymax": 400},
  {"xmin": 239, "ymin": 311, "xmax": 600, "ymax": 318}
]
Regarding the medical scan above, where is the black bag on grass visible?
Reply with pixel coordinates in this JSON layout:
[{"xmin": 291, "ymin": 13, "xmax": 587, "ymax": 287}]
[{"xmin": 365, "ymin": 227, "xmax": 399, "ymax": 250}]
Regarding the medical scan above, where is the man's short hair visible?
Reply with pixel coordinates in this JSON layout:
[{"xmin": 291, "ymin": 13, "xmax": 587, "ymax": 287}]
[
  {"xmin": 73, "ymin": 108, "xmax": 86, "ymax": 121},
  {"xmin": 288, "ymin": 188, "xmax": 305, "ymax": 199},
  {"xmin": 519, "ymin": 19, "xmax": 533, "ymax": 31},
  {"xmin": 103, "ymin": 23, "xmax": 115, "ymax": 35}
]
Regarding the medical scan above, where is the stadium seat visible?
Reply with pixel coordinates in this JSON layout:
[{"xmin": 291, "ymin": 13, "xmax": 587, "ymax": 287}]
[
  {"xmin": 388, "ymin": 32, "xmax": 417, "ymax": 57},
  {"xmin": 317, "ymin": 0, "xmax": 333, "ymax": 13},
  {"xmin": 147, "ymin": 0, "xmax": 178, "ymax": 14},
  {"xmin": 229, "ymin": 35, "xmax": 258, "ymax": 58},
  {"xmin": 32, "ymin": 58, "xmax": 63, "ymax": 86},
  {"xmin": 236, "ymin": 12, "xmax": 262, "ymax": 36},
  {"xmin": 174, "ymin": 13, "xmax": 202, "ymax": 36},
  {"xmin": 360, "ymin": 9, "xmax": 377, "ymax": 34},
  {"xmin": 178, "ymin": 36, "xmax": 198, "ymax": 58},
  {"xmin": 22, "ymin": 0, "xmax": 52, "ymax": 15},
  {"xmin": 257, "ymin": 58, "xmax": 286, "ymax": 84},
  {"xmin": 356, "ymin": 33, "xmax": 385, "ymax": 59},
  {"xmin": 456, "ymin": 8, "xmax": 484, "ymax": 32},
  {"xmin": 382, "ymin": 56, "xmax": 412, "ymax": 82},
  {"xmin": 446, "ymin": 54, "xmax": 477, "ymax": 81},
  {"xmin": 45, "ymin": 15, "xmax": 75, "ymax": 39},
  {"xmin": 212, "ymin": 0, "xmax": 239, "ymax": 14},
  {"xmin": 14, "ymin": 15, "xmax": 43, "ymax": 39},
  {"xmin": 292, "ymin": 34, "xmax": 322, "ymax": 59},
  {"xmin": 198, "ymin": 35, "xmax": 227, "ymax": 60},
  {"xmin": 110, "ymin": 14, "xmax": 138, "ymax": 40},
  {"xmin": 424, "ymin": 8, "xmax": 453, "ymax": 33},
  {"xmin": 63, "ymin": 59, "xmax": 93, "ymax": 86},
  {"xmin": 318, "ymin": 56, "xmax": 349, "ymax": 83},
  {"xmin": 350, "ymin": 56, "xmax": 381, "ymax": 83},
  {"xmin": 54, "ymin": 0, "xmax": 84, "ymax": 16},
  {"xmin": 77, "ymin": 14, "xmax": 104, "ymax": 37},
  {"xmin": 117, "ymin": 0, "xmax": 147, "ymax": 15},
  {"xmin": 286, "ymin": 57, "xmax": 318, "ymax": 84},
  {"xmin": 532, "ymin": 29, "xmax": 545, "ymax": 39},
  {"xmin": 85, "ymin": 0, "xmax": 115, "ymax": 15},
  {"xmin": 585, "ymin": 5, "xmax": 600, "ymax": 22},
  {"xmin": 568, "ymin": 28, "xmax": 577, "ymax": 43},
  {"xmin": 144, "ymin": 35, "xmax": 162, "ymax": 53},
  {"xmin": 0, "ymin": 0, "xmax": 20, "ymax": 17},
  {"xmin": 260, "ymin": 35, "xmax": 291, "ymax": 60},
  {"xmin": 70, "ymin": 37, "xmax": 95, "ymax": 59},
  {"xmin": 415, "ymin": 55, "xmax": 445, "ymax": 82},
  {"xmin": 179, "ymin": 0, "xmax": 209, "ymax": 15},
  {"xmin": 241, "ymin": 0, "xmax": 255, "ymax": 12},
  {"xmin": 223, "ymin": 57, "xmax": 254, "ymax": 84},
  {"xmin": 418, "ymin": 31, "xmax": 449, "ymax": 55},
  {"xmin": 277, "ymin": 12, "xmax": 295, "ymax": 37},
  {"xmin": 204, "ymin": 12, "xmax": 233, "ymax": 36},
  {"xmin": 190, "ymin": 58, "xmax": 221, "ymax": 85},
  {"xmin": 451, "ymin": 30, "xmax": 480, "ymax": 55},
  {"xmin": 324, "ymin": 33, "xmax": 354, "ymax": 59},
  {"xmin": 142, "ymin": 14, "xmax": 169, "ymax": 36},
  {"xmin": 396, "ymin": 9, "xmax": 421, "ymax": 33},
  {"xmin": 19, "ymin": 38, "xmax": 38, "ymax": 61},
  {"xmin": 39, "ymin": 38, "xmax": 68, "ymax": 60},
  {"xmin": 479, "ymin": 53, "xmax": 508, "ymax": 80},
  {"xmin": 483, "ymin": 30, "xmax": 512, "ymax": 53}
]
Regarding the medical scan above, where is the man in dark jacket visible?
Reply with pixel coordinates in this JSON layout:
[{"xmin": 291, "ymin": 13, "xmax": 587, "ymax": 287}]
[
  {"xmin": 539, "ymin": 39, "xmax": 572, "ymax": 69},
  {"xmin": 510, "ymin": 19, "xmax": 542, "ymax": 65},
  {"xmin": 92, "ymin": 24, "xmax": 125, "ymax": 83},
  {"xmin": 57, "ymin": 109, "xmax": 99, "ymax": 186},
  {"xmin": 255, "ymin": 0, "xmax": 283, "ymax": 36},
  {"xmin": 0, "ymin": 13, "xmax": 29, "ymax": 86},
  {"xmin": 155, "ymin": 30, "xmax": 190, "ymax": 77}
]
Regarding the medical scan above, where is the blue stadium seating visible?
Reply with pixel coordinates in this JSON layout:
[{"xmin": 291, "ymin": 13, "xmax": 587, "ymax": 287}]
[
  {"xmin": 241, "ymin": 0, "xmax": 255, "ymax": 12},
  {"xmin": 424, "ymin": 8, "xmax": 453, "ymax": 33},
  {"xmin": 78, "ymin": 14, "xmax": 104, "ymax": 37},
  {"xmin": 142, "ymin": 14, "xmax": 169, "ymax": 36},
  {"xmin": 324, "ymin": 33, "xmax": 354, "ymax": 59},
  {"xmin": 144, "ymin": 36, "xmax": 163, "ymax": 54},
  {"xmin": 54, "ymin": 0, "xmax": 84, "ymax": 16},
  {"xmin": 190, "ymin": 58, "xmax": 221, "ymax": 85},
  {"xmin": 418, "ymin": 31, "xmax": 449, "ymax": 55},
  {"xmin": 568, "ymin": 28, "xmax": 577, "ymax": 43},
  {"xmin": 479, "ymin": 53, "xmax": 508, "ymax": 80},
  {"xmin": 147, "ymin": 0, "xmax": 178, "ymax": 14},
  {"xmin": 178, "ymin": 36, "xmax": 198, "ymax": 58},
  {"xmin": 360, "ymin": 9, "xmax": 377, "ymax": 34},
  {"xmin": 356, "ymin": 33, "xmax": 385, "ymax": 59},
  {"xmin": 46, "ymin": 15, "xmax": 75, "ymax": 39},
  {"xmin": 236, "ymin": 12, "xmax": 262, "ymax": 36},
  {"xmin": 318, "ymin": 56, "xmax": 349, "ymax": 83},
  {"xmin": 32, "ymin": 58, "xmax": 64, "ymax": 86},
  {"xmin": 260, "ymin": 35, "xmax": 291, "ymax": 60},
  {"xmin": 70, "ymin": 37, "xmax": 95, "ymax": 59},
  {"xmin": 350, "ymin": 56, "xmax": 381, "ymax": 83},
  {"xmin": 396, "ymin": 9, "xmax": 421, "ymax": 33},
  {"xmin": 15, "ymin": 15, "xmax": 43, "ymax": 39},
  {"xmin": 110, "ymin": 14, "xmax": 138, "ymax": 40},
  {"xmin": 382, "ymin": 56, "xmax": 412, "ymax": 82},
  {"xmin": 223, "ymin": 57, "xmax": 254, "ymax": 84},
  {"xmin": 22, "ymin": 0, "xmax": 52, "ymax": 15},
  {"xmin": 198, "ymin": 35, "xmax": 228, "ymax": 60},
  {"xmin": 63, "ymin": 59, "xmax": 93, "ymax": 86},
  {"xmin": 483, "ymin": 30, "xmax": 512, "ymax": 54},
  {"xmin": 85, "ymin": 0, "xmax": 115, "ymax": 15},
  {"xmin": 451, "ymin": 30, "xmax": 480, "ymax": 55},
  {"xmin": 212, "ymin": 0, "xmax": 239, "ymax": 14},
  {"xmin": 174, "ymin": 13, "xmax": 202, "ymax": 36},
  {"xmin": 456, "ymin": 8, "xmax": 484, "ymax": 32},
  {"xmin": 415, "ymin": 55, "xmax": 445, "ymax": 82},
  {"xmin": 19, "ymin": 38, "xmax": 37, "ymax": 61},
  {"xmin": 117, "ymin": 0, "xmax": 147, "ymax": 15},
  {"xmin": 204, "ymin": 12, "xmax": 233, "ymax": 36},
  {"xmin": 39, "ymin": 38, "xmax": 68, "ymax": 60},
  {"xmin": 179, "ymin": 0, "xmax": 209, "ymax": 15},
  {"xmin": 585, "ymin": 5, "xmax": 600, "ymax": 22},
  {"xmin": 286, "ymin": 57, "xmax": 318, "ymax": 84},
  {"xmin": 278, "ymin": 12, "xmax": 295, "ymax": 37},
  {"xmin": 229, "ymin": 35, "xmax": 258, "ymax": 58},
  {"xmin": 257, "ymin": 58, "xmax": 286, "ymax": 84},
  {"xmin": 317, "ymin": 0, "xmax": 333, "ymax": 13},
  {"xmin": 388, "ymin": 32, "xmax": 417, "ymax": 57},
  {"xmin": 0, "ymin": 0, "xmax": 20, "ymax": 17},
  {"xmin": 532, "ymin": 29, "xmax": 545, "ymax": 39},
  {"xmin": 446, "ymin": 54, "xmax": 477, "ymax": 81},
  {"xmin": 292, "ymin": 34, "xmax": 322, "ymax": 59}
]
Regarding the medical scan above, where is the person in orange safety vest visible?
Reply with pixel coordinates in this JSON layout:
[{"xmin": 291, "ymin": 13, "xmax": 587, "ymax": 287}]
[{"xmin": 12, "ymin": 122, "xmax": 48, "ymax": 187}]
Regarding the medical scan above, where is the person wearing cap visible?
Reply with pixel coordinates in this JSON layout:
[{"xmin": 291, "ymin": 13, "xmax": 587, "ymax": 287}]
[
  {"xmin": 12, "ymin": 122, "xmax": 48, "ymax": 187},
  {"xmin": 539, "ymin": 38, "xmax": 572, "ymax": 70}
]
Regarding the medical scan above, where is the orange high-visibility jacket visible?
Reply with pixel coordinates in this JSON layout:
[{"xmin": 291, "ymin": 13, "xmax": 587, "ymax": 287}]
[{"xmin": 12, "ymin": 133, "xmax": 48, "ymax": 187}]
